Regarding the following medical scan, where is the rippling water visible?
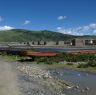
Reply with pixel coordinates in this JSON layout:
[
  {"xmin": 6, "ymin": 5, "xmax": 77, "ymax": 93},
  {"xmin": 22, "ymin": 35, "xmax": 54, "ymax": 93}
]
[
  {"xmin": 49, "ymin": 68, "xmax": 96, "ymax": 95},
  {"xmin": 34, "ymin": 48, "xmax": 96, "ymax": 52}
]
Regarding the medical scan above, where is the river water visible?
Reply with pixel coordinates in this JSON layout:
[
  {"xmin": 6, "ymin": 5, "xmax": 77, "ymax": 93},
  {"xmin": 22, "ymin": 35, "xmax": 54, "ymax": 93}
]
[
  {"xmin": 34, "ymin": 48, "xmax": 96, "ymax": 52},
  {"xmin": 49, "ymin": 68, "xmax": 96, "ymax": 95},
  {"xmin": 34, "ymin": 47, "xmax": 96, "ymax": 95}
]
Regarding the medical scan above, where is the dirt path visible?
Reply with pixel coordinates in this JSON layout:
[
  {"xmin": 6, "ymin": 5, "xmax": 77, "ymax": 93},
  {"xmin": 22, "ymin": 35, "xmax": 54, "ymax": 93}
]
[
  {"xmin": 0, "ymin": 58, "xmax": 69, "ymax": 95},
  {"xmin": 0, "ymin": 59, "xmax": 22, "ymax": 95}
]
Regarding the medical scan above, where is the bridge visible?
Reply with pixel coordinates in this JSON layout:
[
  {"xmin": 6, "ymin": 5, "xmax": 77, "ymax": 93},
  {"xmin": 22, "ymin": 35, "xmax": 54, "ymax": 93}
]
[
  {"xmin": 0, "ymin": 45, "xmax": 96, "ymax": 57},
  {"xmin": 0, "ymin": 45, "xmax": 60, "ymax": 57},
  {"xmin": 0, "ymin": 46, "xmax": 33, "ymax": 51}
]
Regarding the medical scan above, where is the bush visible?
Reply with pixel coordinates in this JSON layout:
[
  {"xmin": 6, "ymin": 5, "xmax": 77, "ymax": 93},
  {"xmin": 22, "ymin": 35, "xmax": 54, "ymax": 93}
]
[
  {"xmin": 45, "ymin": 58, "xmax": 53, "ymax": 65},
  {"xmin": 36, "ymin": 57, "xmax": 46, "ymax": 64},
  {"xmin": 77, "ymin": 60, "xmax": 96, "ymax": 68},
  {"xmin": 87, "ymin": 60, "xmax": 96, "ymax": 67},
  {"xmin": 66, "ymin": 62, "xmax": 74, "ymax": 65},
  {"xmin": 77, "ymin": 64, "xmax": 88, "ymax": 68}
]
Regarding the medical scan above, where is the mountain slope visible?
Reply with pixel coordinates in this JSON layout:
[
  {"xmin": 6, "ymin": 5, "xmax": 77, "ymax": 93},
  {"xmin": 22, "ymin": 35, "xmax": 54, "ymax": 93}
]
[
  {"xmin": 0, "ymin": 29, "xmax": 95, "ymax": 42},
  {"xmin": 0, "ymin": 29, "xmax": 75, "ymax": 42}
]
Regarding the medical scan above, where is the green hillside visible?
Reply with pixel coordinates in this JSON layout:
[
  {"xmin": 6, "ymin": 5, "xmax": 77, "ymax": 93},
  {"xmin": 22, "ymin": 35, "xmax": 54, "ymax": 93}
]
[
  {"xmin": 0, "ymin": 29, "xmax": 75, "ymax": 42},
  {"xmin": 0, "ymin": 29, "xmax": 95, "ymax": 42}
]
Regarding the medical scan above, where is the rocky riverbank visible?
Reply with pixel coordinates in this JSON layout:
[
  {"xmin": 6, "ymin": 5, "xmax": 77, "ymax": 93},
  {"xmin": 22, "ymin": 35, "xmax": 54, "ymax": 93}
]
[{"xmin": 16, "ymin": 63, "xmax": 72, "ymax": 95}]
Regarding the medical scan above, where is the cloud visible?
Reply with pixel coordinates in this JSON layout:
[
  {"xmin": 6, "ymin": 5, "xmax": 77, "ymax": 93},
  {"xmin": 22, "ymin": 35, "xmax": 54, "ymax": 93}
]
[
  {"xmin": 23, "ymin": 20, "xmax": 31, "ymax": 25},
  {"xmin": 57, "ymin": 16, "xmax": 67, "ymax": 20},
  {"xmin": 57, "ymin": 27, "xmax": 62, "ymax": 30},
  {"xmin": 0, "ymin": 26, "xmax": 15, "ymax": 31},
  {"xmin": 0, "ymin": 16, "xmax": 3, "ymax": 22},
  {"xmin": 57, "ymin": 23, "xmax": 96, "ymax": 35}
]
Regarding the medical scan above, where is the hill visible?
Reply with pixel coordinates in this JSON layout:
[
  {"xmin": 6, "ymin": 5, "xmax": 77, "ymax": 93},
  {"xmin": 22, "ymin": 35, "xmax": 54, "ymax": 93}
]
[
  {"xmin": 0, "ymin": 29, "xmax": 75, "ymax": 42},
  {"xmin": 0, "ymin": 29, "xmax": 95, "ymax": 42}
]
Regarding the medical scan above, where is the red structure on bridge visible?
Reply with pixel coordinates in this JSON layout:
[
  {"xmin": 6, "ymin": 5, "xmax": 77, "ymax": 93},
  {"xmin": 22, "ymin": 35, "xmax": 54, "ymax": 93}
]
[{"xmin": 20, "ymin": 51, "xmax": 60, "ymax": 57}]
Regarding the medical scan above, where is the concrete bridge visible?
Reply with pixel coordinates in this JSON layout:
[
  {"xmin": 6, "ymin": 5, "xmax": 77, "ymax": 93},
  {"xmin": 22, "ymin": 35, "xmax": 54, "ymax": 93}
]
[
  {"xmin": 0, "ymin": 46, "xmax": 33, "ymax": 51},
  {"xmin": 0, "ymin": 38, "xmax": 96, "ymax": 52}
]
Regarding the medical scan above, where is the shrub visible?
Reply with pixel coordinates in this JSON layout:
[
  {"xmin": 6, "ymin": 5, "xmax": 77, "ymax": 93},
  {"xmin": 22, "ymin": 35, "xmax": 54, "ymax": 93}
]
[
  {"xmin": 45, "ymin": 58, "xmax": 53, "ymax": 65},
  {"xmin": 77, "ymin": 64, "xmax": 88, "ymax": 68},
  {"xmin": 87, "ymin": 60, "xmax": 96, "ymax": 67},
  {"xmin": 66, "ymin": 62, "xmax": 74, "ymax": 65}
]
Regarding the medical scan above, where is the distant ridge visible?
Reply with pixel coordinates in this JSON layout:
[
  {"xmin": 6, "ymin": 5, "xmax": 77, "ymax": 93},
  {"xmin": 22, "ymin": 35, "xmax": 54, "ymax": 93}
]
[{"xmin": 0, "ymin": 29, "xmax": 95, "ymax": 42}]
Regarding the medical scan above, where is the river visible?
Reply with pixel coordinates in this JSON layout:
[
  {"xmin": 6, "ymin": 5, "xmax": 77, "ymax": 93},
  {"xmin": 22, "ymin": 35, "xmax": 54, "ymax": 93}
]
[
  {"xmin": 34, "ymin": 47, "xmax": 96, "ymax": 52},
  {"xmin": 49, "ymin": 68, "xmax": 96, "ymax": 95}
]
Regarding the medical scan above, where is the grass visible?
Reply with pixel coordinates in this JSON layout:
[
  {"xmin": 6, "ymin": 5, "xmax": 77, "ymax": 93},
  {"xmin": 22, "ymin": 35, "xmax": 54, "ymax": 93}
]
[
  {"xmin": 0, "ymin": 52, "xmax": 96, "ymax": 73},
  {"xmin": 0, "ymin": 29, "xmax": 75, "ymax": 42},
  {"xmin": 47, "ymin": 62, "xmax": 96, "ymax": 73},
  {"xmin": 76, "ymin": 66, "xmax": 96, "ymax": 73},
  {"xmin": 0, "ymin": 53, "xmax": 29, "ymax": 62}
]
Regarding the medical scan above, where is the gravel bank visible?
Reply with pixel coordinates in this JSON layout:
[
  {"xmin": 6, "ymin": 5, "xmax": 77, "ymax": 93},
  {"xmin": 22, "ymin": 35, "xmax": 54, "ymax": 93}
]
[
  {"xmin": 16, "ymin": 63, "xmax": 71, "ymax": 95},
  {"xmin": 0, "ymin": 57, "xmax": 72, "ymax": 95}
]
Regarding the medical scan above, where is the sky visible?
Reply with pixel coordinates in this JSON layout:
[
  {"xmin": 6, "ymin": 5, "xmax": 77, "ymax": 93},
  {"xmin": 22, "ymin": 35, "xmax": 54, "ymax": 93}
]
[{"xmin": 0, "ymin": 0, "xmax": 96, "ymax": 35}]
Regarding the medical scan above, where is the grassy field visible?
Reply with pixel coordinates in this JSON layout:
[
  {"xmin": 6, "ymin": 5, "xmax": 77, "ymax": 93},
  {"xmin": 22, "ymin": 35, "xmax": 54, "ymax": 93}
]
[
  {"xmin": 0, "ymin": 52, "xmax": 96, "ymax": 73},
  {"xmin": 0, "ymin": 53, "xmax": 28, "ymax": 62}
]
